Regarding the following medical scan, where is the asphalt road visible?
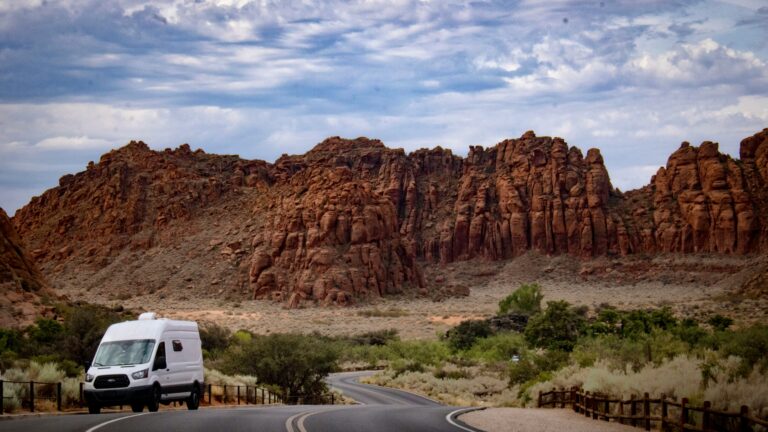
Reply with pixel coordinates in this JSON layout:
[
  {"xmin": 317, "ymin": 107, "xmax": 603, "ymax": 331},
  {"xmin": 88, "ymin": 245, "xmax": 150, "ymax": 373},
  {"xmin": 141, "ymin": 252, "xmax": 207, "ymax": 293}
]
[{"xmin": 0, "ymin": 371, "xmax": 483, "ymax": 432}]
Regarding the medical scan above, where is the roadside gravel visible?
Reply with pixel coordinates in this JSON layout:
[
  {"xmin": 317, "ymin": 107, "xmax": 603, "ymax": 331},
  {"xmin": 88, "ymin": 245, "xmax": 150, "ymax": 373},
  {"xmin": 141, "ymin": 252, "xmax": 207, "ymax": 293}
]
[{"xmin": 461, "ymin": 408, "xmax": 638, "ymax": 432}]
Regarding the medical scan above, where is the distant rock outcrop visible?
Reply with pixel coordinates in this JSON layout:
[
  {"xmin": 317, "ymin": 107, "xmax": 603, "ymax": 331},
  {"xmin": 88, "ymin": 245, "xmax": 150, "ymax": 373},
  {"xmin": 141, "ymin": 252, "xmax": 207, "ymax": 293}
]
[
  {"xmin": 11, "ymin": 129, "xmax": 768, "ymax": 307},
  {"xmin": 1, "ymin": 207, "xmax": 52, "ymax": 326}
]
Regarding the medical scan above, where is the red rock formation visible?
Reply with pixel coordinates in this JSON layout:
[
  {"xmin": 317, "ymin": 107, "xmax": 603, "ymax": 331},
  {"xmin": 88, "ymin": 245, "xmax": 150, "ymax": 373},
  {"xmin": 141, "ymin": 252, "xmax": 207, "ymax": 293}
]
[
  {"xmin": 1, "ymin": 207, "xmax": 52, "ymax": 326},
  {"xmin": 11, "ymin": 130, "xmax": 768, "ymax": 307},
  {"xmin": 14, "ymin": 141, "xmax": 270, "ymax": 264}
]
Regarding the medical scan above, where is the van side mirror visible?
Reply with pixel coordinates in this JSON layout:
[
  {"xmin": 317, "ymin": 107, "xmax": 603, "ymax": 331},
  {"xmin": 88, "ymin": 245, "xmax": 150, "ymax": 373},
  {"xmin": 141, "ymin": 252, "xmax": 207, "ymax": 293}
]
[{"xmin": 153, "ymin": 356, "xmax": 166, "ymax": 371}]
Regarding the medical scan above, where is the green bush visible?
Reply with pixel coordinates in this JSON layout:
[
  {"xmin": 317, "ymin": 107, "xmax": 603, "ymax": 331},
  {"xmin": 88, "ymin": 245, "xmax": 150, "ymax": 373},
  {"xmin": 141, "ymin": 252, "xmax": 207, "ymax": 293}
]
[
  {"xmin": 349, "ymin": 329, "xmax": 400, "ymax": 346},
  {"xmin": 720, "ymin": 325, "xmax": 768, "ymax": 376},
  {"xmin": 524, "ymin": 301, "xmax": 586, "ymax": 351},
  {"xmin": 446, "ymin": 320, "xmax": 493, "ymax": 352},
  {"xmin": 199, "ymin": 323, "xmax": 232, "ymax": 355},
  {"xmin": 224, "ymin": 333, "xmax": 339, "ymax": 403},
  {"xmin": 498, "ymin": 283, "xmax": 544, "ymax": 316},
  {"xmin": 464, "ymin": 333, "xmax": 527, "ymax": 363},
  {"xmin": 707, "ymin": 315, "xmax": 733, "ymax": 332}
]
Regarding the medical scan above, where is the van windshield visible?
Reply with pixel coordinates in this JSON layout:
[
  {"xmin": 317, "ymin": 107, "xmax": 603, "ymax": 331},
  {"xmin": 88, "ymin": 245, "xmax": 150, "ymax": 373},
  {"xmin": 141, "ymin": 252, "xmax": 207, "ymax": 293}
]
[{"xmin": 93, "ymin": 339, "xmax": 156, "ymax": 366}]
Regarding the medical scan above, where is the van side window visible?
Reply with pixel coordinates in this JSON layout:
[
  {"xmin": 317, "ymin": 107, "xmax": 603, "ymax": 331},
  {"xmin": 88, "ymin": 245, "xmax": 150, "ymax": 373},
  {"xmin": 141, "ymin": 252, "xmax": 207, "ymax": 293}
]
[
  {"xmin": 172, "ymin": 340, "xmax": 183, "ymax": 352},
  {"xmin": 153, "ymin": 342, "xmax": 166, "ymax": 371}
]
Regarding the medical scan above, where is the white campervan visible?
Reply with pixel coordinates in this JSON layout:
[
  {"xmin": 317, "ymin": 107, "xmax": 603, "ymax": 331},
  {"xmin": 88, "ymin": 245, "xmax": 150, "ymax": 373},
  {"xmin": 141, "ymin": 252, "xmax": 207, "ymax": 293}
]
[{"xmin": 83, "ymin": 312, "xmax": 205, "ymax": 414}]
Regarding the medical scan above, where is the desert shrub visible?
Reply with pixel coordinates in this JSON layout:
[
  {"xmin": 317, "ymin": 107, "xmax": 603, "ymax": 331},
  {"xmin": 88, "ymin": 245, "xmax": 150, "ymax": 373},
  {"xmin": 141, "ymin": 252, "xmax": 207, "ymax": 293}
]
[
  {"xmin": 446, "ymin": 320, "xmax": 493, "ymax": 352},
  {"xmin": 59, "ymin": 304, "xmax": 122, "ymax": 367},
  {"xmin": 619, "ymin": 308, "xmax": 678, "ymax": 338},
  {"xmin": 720, "ymin": 325, "xmax": 768, "ymax": 376},
  {"xmin": 707, "ymin": 315, "xmax": 733, "ymax": 332},
  {"xmin": 30, "ymin": 361, "xmax": 65, "ymax": 383},
  {"xmin": 524, "ymin": 301, "xmax": 586, "ymax": 351},
  {"xmin": 387, "ymin": 340, "xmax": 450, "ymax": 366},
  {"xmin": 672, "ymin": 319, "xmax": 708, "ymax": 348},
  {"xmin": 232, "ymin": 329, "xmax": 254, "ymax": 345},
  {"xmin": 391, "ymin": 359, "xmax": 426, "ymax": 376},
  {"xmin": 199, "ymin": 323, "xmax": 232, "ymax": 356},
  {"xmin": 224, "ymin": 333, "xmax": 339, "ymax": 403},
  {"xmin": 349, "ymin": 329, "xmax": 400, "ymax": 346},
  {"xmin": 465, "ymin": 333, "xmax": 527, "ymax": 363},
  {"xmin": 2, "ymin": 393, "xmax": 21, "ymax": 413},
  {"xmin": 498, "ymin": 283, "xmax": 544, "ymax": 316},
  {"xmin": 507, "ymin": 349, "xmax": 568, "ymax": 387},
  {"xmin": 434, "ymin": 363, "xmax": 472, "ymax": 380},
  {"xmin": 27, "ymin": 319, "xmax": 63, "ymax": 356}
]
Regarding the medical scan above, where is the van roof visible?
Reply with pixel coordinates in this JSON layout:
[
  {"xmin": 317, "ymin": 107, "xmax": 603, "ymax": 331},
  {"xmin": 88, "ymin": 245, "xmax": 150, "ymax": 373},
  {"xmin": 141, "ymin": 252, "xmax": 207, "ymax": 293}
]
[{"xmin": 102, "ymin": 319, "xmax": 199, "ymax": 342}]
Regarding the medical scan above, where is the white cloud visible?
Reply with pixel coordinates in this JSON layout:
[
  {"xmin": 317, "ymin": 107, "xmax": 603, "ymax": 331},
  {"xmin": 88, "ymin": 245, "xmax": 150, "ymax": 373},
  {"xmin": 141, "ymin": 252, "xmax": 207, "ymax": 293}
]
[
  {"xmin": 35, "ymin": 136, "xmax": 112, "ymax": 150},
  {"xmin": 628, "ymin": 38, "xmax": 768, "ymax": 88}
]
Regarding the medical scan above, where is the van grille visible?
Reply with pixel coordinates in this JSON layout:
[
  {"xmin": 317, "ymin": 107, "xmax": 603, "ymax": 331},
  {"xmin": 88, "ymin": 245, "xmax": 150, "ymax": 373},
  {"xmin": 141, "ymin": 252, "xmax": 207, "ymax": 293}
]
[{"xmin": 94, "ymin": 374, "xmax": 130, "ymax": 389}]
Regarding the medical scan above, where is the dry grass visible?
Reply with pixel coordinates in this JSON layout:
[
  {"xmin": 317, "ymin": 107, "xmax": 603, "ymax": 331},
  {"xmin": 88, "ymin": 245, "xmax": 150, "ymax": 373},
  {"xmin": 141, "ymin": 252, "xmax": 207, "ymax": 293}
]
[{"xmin": 527, "ymin": 354, "xmax": 768, "ymax": 416}]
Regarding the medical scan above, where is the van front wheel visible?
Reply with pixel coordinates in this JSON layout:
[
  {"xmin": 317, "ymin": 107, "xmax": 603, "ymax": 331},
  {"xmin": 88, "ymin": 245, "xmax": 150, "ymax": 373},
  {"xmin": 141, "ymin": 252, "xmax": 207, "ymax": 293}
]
[
  {"xmin": 147, "ymin": 385, "xmax": 161, "ymax": 412},
  {"xmin": 187, "ymin": 385, "xmax": 200, "ymax": 410}
]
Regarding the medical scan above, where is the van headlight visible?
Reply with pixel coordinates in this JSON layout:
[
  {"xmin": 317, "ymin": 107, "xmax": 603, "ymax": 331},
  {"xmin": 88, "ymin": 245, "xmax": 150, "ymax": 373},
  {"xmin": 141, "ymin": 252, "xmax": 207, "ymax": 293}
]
[
  {"xmin": 85, "ymin": 373, "xmax": 94, "ymax": 382},
  {"xmin": 131, "ymin": 369, "xmax": 149, "ymax": 380}
]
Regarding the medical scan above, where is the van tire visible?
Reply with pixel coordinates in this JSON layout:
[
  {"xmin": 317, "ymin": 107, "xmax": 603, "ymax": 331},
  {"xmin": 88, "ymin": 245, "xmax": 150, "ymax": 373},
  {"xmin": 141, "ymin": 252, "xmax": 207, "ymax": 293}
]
[
  {"xmin": 131, "ymin": 402, "xmax": 144, "ymax": 412},
  {"xmin": 88, "ymin": 404, "xmax": 101, "ymax": 414},
  {"xmin": 187, "ymin": 384, "xmax": 200, "ymax": 410},
  {"xmin": 147, "ymin": 385, "xmax": 161, "ymax": 412}
]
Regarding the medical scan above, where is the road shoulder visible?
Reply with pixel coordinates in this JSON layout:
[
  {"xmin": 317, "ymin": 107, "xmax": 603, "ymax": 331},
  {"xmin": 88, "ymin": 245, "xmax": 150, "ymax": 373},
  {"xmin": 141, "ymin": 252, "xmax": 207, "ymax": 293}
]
[{"xmin": 460, "ymin": 408, "xmax": 638, "ymax": 432}]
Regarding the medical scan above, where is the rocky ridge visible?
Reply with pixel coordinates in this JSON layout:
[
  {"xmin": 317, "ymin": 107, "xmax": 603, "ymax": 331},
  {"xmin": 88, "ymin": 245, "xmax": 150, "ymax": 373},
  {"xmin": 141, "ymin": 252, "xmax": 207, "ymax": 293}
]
[
  {"xmin": 11, "ymin": 129, "xmax": 768, "ymax": 307},
  {"xmin": 1, "ymin": 207, "xmax": 52, "ymax": 326}
]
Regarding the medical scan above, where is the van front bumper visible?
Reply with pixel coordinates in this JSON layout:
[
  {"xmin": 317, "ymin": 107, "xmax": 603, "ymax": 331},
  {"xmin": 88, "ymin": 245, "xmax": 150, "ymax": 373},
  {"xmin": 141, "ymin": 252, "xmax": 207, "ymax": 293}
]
[{"xmin": 84, "ymin": 385, "xmax": 153, "ymax": 406}]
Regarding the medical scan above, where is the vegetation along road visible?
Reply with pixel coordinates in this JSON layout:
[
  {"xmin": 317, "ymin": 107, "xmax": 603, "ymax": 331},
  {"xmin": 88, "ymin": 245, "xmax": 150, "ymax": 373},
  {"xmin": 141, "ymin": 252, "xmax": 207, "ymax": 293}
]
[{"xmin": 0, "ymin": 371, "xmax": 482, "ymax": 432}]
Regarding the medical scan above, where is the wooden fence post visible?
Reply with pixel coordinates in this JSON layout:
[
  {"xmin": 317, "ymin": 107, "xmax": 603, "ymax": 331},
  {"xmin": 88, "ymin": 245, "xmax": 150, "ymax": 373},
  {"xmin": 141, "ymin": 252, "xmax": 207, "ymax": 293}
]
[
  {"xmin": 560, "ymin": 387, "xmax": 565, "ymax": 408},
  {"xmin": 57, "ymin": 382, "xmax": 62, "ymax": 411},
  {"xmin": 208, "ymin": 384, "xmax": 212, "ymax": 404},
  {"xmin": 584, "ymin": 392, "xmax": 590, "ymax": 418},
  {"xmin": 30, "ymin": 381, "xmax": 35, "ymax": 413},
  {"xmin": 593, "ymin": 394, "xmax": 599, "ymax": 420},
  {"xmin": 604, "ymin": 398, "xmax": 610, "ymax": 422},
  {"xmin": 619, "ymin": 396, "xmax": 624, "ymax": 424},
  {"xmin": 661, "ymin": 394, "xmax": 668, "ymax": 432},
  {"xmin": 644, "ymin": 392, "xmax": 651, "ymax": 431},
  {"xmin": 571, "ymin": 387, "xmax": 577, "ymax": 412},
  {"xmin": 0, "ymin": 380, "xmax": 4, "ymax": 415},
  {"xmin": 680, "ymin": 398, "xmax": 688, "ymax": 431},
  {"xmin": 702, "ymin": 401, "xmax": 711, "ymax": 431},
  {"xmin": 538, "ymin": 391, "xmax": 543, "ymax": 408},
  {"xmin": 630, "ymin": 394, "xmax": 637, "ymax": 427},
  {"xmin": 739, "ymin": 405, "xmax": 749, "ymax": 432}
]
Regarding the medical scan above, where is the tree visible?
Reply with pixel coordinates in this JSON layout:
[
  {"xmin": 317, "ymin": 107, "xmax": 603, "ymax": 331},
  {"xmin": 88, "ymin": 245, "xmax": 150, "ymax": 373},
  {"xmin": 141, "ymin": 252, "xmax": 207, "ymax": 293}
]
[
  {"xmin": 445, "ymin": 320, "xmax": 492, "ymax": 352},
  {"xmin": 524, "ymin": 300, "xmax": 586, "ymax": 351},
  {"xmin": 498, "ymin": 283, "xmax": 544, "ymax": 316},
  {"xmin": 60, "ymin": 305, "xmax": 122, "ymax": 366},
  {"xmin": 199, "ymin": 323, "xmax": 232, "ymax": 356},
  {"xmin": 229, "ymin": 334, "xmax": 339, "ymax": 403}
]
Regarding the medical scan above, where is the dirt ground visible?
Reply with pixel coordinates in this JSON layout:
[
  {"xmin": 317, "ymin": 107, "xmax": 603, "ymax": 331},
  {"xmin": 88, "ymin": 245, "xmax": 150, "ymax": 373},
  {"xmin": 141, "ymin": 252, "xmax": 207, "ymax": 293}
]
[
  {"xmin": 461, "ymin": 408, "xmax": 638, "ymax": 432},
  {"xmin": 56, "ymin": 251, "xmax": 768, "ymax": 339}
]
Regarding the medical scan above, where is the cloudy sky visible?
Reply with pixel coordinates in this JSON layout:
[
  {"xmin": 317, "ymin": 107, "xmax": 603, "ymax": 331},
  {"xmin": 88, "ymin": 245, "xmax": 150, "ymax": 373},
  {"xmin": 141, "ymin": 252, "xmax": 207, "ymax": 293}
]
[{"xmin": 1, "ymin": 0, "xmax": 767, "ymax": 214}]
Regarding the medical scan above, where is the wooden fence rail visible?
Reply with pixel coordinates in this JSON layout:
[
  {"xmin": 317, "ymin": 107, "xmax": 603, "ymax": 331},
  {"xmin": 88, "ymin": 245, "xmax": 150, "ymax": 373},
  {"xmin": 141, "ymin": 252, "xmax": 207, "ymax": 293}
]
[
  {"xmin": 1, "ymin": 380, "xmax": 285, "ymax": 415},
  {"xmin": 538, "ymin": 387, "xmax": 768, "ymax": 432}
]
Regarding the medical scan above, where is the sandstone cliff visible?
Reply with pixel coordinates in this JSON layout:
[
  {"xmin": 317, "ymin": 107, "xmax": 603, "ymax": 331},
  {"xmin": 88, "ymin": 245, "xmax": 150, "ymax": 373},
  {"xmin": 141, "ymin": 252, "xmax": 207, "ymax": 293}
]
[
  {"xmin": 11, "ymin": 129, "xmax": 768, "ymax": 307},
  {"xmin": 1, "ymin": 207, "xmax": 52, "ymax": 326}
]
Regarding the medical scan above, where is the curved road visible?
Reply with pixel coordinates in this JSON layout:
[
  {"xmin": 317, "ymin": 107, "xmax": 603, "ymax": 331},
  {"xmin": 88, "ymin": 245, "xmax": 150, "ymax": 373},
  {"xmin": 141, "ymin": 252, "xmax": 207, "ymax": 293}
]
[{"xmin": 0, "ymin": 372, "xmax": 483, "ymax": 432}]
